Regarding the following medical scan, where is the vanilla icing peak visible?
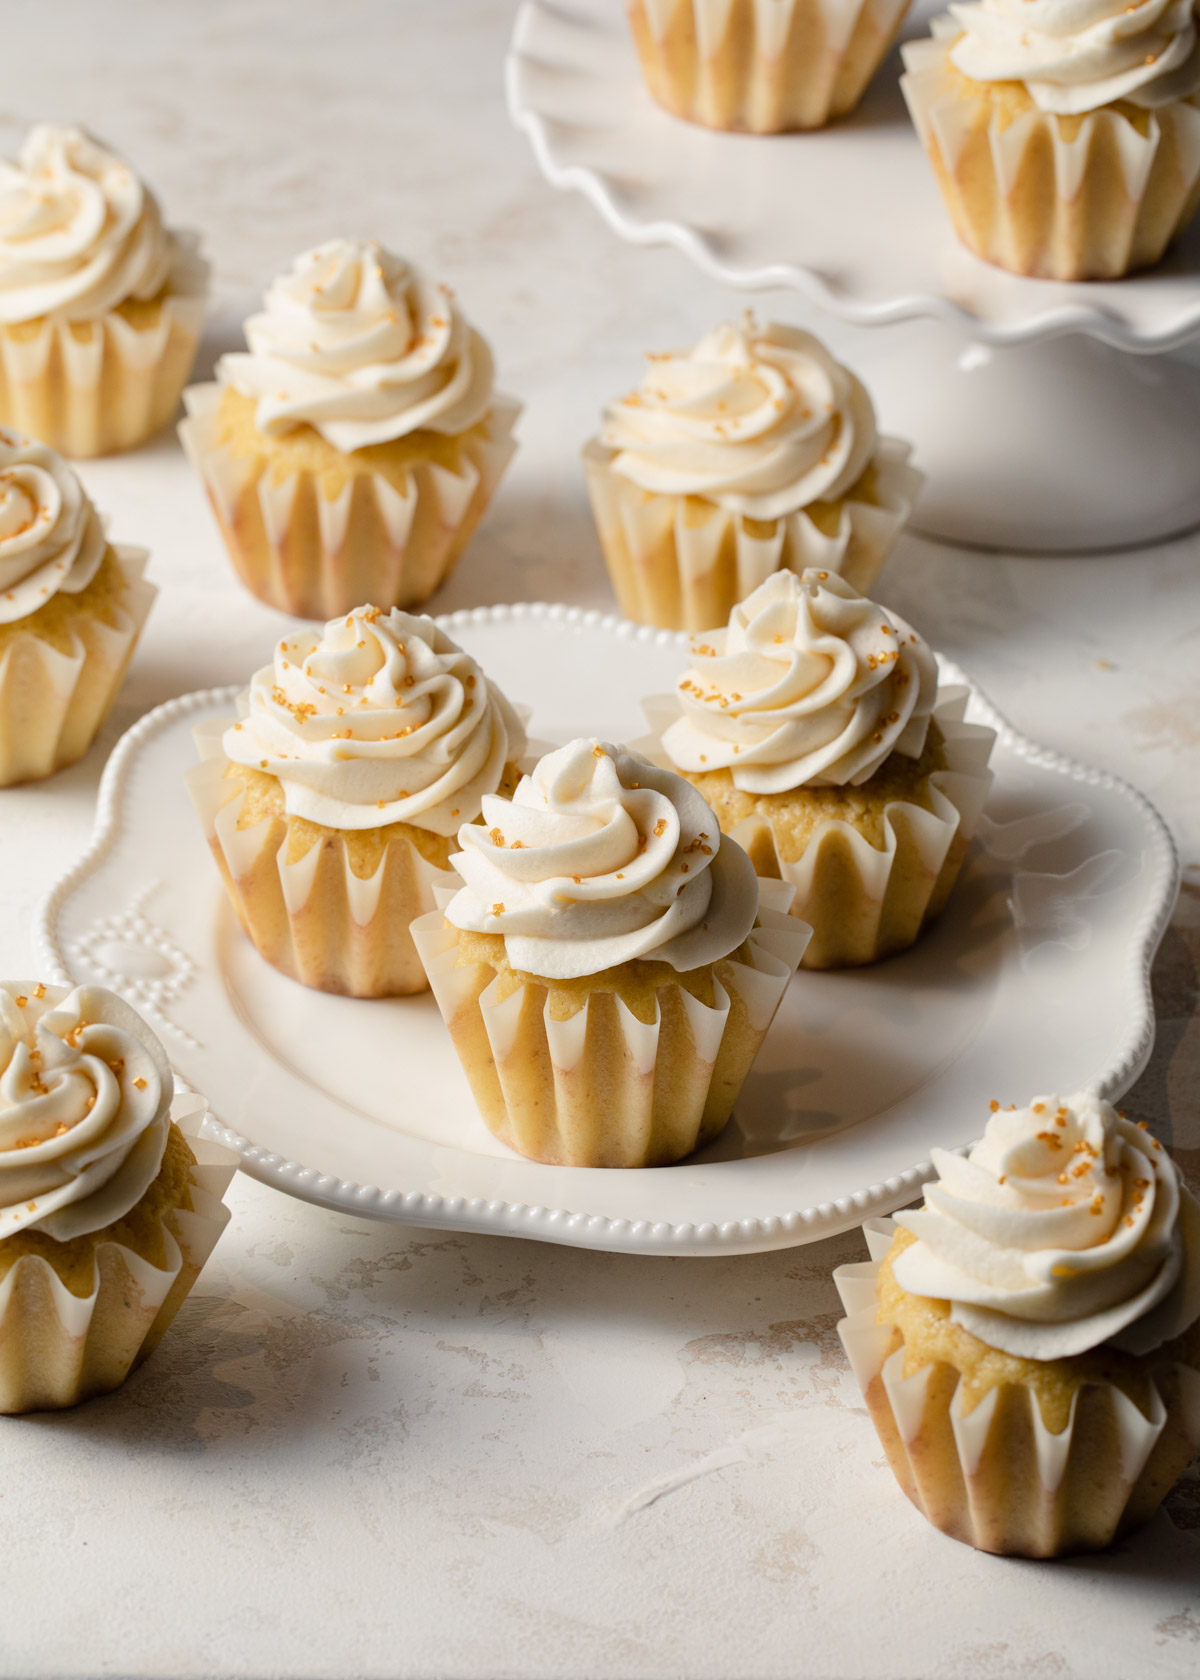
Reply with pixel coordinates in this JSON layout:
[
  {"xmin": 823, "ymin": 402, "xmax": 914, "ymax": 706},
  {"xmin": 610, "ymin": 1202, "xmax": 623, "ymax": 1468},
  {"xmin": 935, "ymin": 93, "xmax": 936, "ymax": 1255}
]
[{"xmin": 0, "ymin": 430, "xmax": 107, "ymax": 626}]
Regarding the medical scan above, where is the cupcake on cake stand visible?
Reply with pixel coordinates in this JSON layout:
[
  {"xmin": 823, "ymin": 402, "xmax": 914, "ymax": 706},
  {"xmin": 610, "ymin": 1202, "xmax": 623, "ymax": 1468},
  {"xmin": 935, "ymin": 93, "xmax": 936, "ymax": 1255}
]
[{"xmin": 507, "ymin": 0, "xmax": 1200, "ymax": 553}]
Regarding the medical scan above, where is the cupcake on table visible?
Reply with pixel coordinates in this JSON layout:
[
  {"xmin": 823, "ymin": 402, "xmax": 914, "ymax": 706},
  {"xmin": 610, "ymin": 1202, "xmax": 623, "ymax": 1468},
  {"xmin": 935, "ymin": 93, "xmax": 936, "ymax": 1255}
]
[
  {"xmin": 412, "ymin": 737, "xmax": 809, "ymax": 1169},
  {"xmin": 180, "ymin": 239, "xmax": 520, "ymax": 619},
  {"xmin": 0, "ymin": 124, "xmax": 208, "ymax": 456},
  {"xmin": 583, "ymin": 317, "xmax": 921, "ymax": 634},
  {"xmin": 902, "ymin": 0, "xmax": 1200, "ymax": 279},
  {"xmin": 187, "ymin": 605, "xmax": 527, "ymax": 999},
  {"xmin": 834, "ymin": 1092, "xmax": 1200, "ymax": 1556},
  {"xmin": 0, "ymin": 981, "xmax": 235, "ymax": 1413},
  {"xmin": 0, "ymin": 429, "xmax": 154, "ymax": 786},
  {"xmin": 640, "ymin": 567, "xmax": 995, "ymax": 968},
  {"xmin": 626, "ymin": 0, "xmax": 914, "ymax": 131}
]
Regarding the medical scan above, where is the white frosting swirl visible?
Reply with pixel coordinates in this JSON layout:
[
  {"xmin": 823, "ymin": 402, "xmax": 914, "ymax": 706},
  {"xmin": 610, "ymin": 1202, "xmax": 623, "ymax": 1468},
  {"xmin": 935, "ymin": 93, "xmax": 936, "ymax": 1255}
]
[
  {"xmin": 446, "ymin": 739, "xmax": 760, "ymax": 981},
  {"xmin": 600, "ymin": 320, "xmax": 878, "ymax": 521},
  {"xmin": 660, "ymin": 570, "xmax": 939, "ymax": 794},
  {"xmin": 0, "ymin": 125, "xmax": 176, "ymax": 324},
  {"xmin": 223, "ymin": 606, "xmax": 525, "ymax": 836},
  {"xmin": 0, "ymin": 430, "xmax": 107, "ymax": 626},
  {"xmin": 948, "ymin": 0, "xmax": 1200, "ymax": 114},
  {"xmin": 894, "ymin": 1092, "xmax": 1200, "ymax": 1360},
  {"xmin": 0, "ymin": 982, "xmax": 174, "ymax": 1243},
  {"xmin": 217, "ymin": 238, "xmax": 496, "ymax": 453}
]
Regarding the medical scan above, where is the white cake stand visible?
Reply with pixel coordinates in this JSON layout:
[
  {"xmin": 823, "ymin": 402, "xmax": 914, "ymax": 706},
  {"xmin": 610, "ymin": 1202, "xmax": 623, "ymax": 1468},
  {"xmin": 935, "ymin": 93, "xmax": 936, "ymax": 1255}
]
[{"xmin": 507, "ymin": 0, "xmax": 1200, "ymax": 552}]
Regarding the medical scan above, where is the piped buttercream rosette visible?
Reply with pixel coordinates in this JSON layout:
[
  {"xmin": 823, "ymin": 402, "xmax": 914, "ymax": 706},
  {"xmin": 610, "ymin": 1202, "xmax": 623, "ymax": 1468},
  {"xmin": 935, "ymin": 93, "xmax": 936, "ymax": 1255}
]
[
  {"xmin": 833, "ymin": 1094, "xmax": 1200, "ymax": 1556},
  {"xmin": 0, "ymin": 430, "xmax": 155, "ymax": 787},
  {"xmin": 641, "ymin": 569, "xmax": 996, "ymax": 968},
  {"xmin": 583, "ymin": 321, "xmax": 921, "ymax": 633},
  {"xmin": 411, "ymin": 738, "xmax": 811, "ymax": 1168},
  {"xmin": 187, "ymin": 606, "xmax": 529, "ymax": 998},
  {"xmin": 901, "ymin": 13, "xmax": 1200, "ymax": 279},
  {"xmin": 180, "ymin": 239, "xmax": 519, "ymax": 619},
  {"xmin": 0, "ymin": 983, "xmax": 236, "ymax": 1414},
  {"xmin": 0, "ymin": 125, "xmax": 208, "ymax": 457}
]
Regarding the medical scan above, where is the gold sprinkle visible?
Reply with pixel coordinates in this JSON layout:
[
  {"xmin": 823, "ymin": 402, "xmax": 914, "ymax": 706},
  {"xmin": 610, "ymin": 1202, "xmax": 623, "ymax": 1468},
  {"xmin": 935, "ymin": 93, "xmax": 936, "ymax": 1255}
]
[
  {"xmin": 133, "ymin": 1077, "xmax": 147, "ymax": 1090},
  {"xmin": 492, "ymin": 902, "xmax": 505, "ymax": 916},
  {"xmin": 14, "ymin": 995, "xmax": 26, "ymax": 1008},
  {"xmin": 33, "ymin": 983, "xmax": 45, "ymax": 999}
]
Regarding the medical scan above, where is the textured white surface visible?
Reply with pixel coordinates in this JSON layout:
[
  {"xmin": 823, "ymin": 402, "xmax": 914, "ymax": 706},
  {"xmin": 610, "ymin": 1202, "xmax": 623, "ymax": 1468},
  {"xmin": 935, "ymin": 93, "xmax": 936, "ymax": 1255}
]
[{"xmin": 0, "ymin": 2, "xmax": 1198, "ymax": 1677}]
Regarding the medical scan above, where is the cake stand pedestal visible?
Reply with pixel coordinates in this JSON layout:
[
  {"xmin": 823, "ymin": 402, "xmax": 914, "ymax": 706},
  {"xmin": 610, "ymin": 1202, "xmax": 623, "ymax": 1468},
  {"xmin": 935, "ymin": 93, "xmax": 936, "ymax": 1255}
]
[{"xmin": 507, "ymin": 0, "xmax": 1200, "ymax": 553}]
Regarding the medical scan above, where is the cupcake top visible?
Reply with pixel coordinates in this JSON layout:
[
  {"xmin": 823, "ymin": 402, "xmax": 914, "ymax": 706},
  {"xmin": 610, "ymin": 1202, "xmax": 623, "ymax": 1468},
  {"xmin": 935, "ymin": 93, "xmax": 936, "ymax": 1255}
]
[
  {"xmin": 223, "ymin": 604, "xmax": 525, "ymax": 836},
  {"xmin": 217, "ymin": 238, "xmax": 496, "ymax": 453},
  {"xmin": 0, "ymin": 430, "xmax": 107, "ymax": 626},
  {"xmin": 599, "ymin": 319, "xmax": 878, "ymax": 522},
  {"xmin": 893, "ymin": 1091, "xmax": 1200, "ymax": 1360},
  {"xmin": 0, "ymin": 982, "xmax": 174, "ymax": 1242},
  {"xmin": 946, "ymin": 0, "xmax": 1200, "ymax": 114},
  {"xmin": 445, "ymin": 738, "xmax": 760, "ymax": 980},
  {"xmin": 0, "ymin": 125, "xmax": 178, "ymax": 324},
  {"xmin": 659, "ymin": 569, "xmax": 938, "ymax": 794}
]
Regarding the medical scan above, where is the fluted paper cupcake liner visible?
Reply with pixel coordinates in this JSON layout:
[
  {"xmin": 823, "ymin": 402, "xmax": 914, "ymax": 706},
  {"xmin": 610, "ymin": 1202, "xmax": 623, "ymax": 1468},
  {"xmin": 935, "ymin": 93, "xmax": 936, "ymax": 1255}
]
[
  {"xmin": 0, "ymin": 236, "xmax": 208, "ymax": 457},
  {"xmin": 0, "ymin": 1093, "xmax": 236, "ymax": 1415},
  {"xmin": 642, "ymin": 687, "xmax": 995, "ymax": 969},
  {"xmin": 0, "ymin": 544, "xmax": 155, "ymax": 788},
  {"xmin": 180, "ymin": 382, "xmax": 521, "ymax": 619},
  {"xmin": 834, "ymin": 1217, "xmax": 1200, "ymax": 1557},
  {"xmin": 411, "ymin": 878, "xmax": 810, "ymax": 1167},
  {"xmin": 187, "ymin": 717, "xmax": 461, "ymax": 997},
  {"xmin": 627, "ymin": 0, "xmax": 913, "ymax": 131},
  {"xmin": 902, "ymin": 24, "xmax": 1200, "ymax": 279},
  {"xmin": 583, "ymin": 438, "xmax": 921, "ymax": 633}
]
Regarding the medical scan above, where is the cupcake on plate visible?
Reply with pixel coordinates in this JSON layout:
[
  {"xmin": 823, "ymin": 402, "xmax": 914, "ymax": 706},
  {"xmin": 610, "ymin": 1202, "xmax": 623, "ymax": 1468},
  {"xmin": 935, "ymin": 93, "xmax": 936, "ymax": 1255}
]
[
  {"xmin": 187, "ymin": 604, "xmax": 527, "ymax": 998},
  {"xmin": 626, "ymin": 0, "xmax": 914, "ymax": 131},
  {"xmin": 180, "ymin": 239, "xmax": 520, "ymax": 619},
  {"xmin": 0, "ymin": 430, "xmax": 155, "ymax": 787},
  {"xmin": 641, "ymin": 568, "xmax": 995, "ymax": 969},
  {"xmin": 0, "ymin": 125, "xmax": 208, "ymax": 456},
  {"xmin": 583, "ymin": 318, "xmax": 921, "ymax": 633},
  {"xmin": 834, "ymin": 1092, "xmax": 1200, "ymax": 1556},
  {"xmin": 411, "ymin": 738, "xmax": 810, "ymax": 1168},
  {"xmin": 0, "ymin": 981, "xmax": 236, "ymax": 1413},
  {"xmin": 902, "ymin": 2, "xmax": 1200, "ymax": 279}
]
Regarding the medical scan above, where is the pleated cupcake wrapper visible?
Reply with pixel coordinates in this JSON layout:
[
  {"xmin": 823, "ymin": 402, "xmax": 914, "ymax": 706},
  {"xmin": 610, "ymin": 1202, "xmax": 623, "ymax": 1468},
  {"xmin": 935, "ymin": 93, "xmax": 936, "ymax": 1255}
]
[
  {"xmin": 180, "ymin": 382, "xmax": 521, "ymax": 619},
  {"xmin": 411, "ymin": 878, "xmax": 809, "ymax": 1168},
  {"xmin": 0, "ymin": 238, "xmax": 208, "ymax": 458},
  {"xmin": 641, "ymin": 687, "xmax": 994, "ymax": 969},
  {"xmin": 187, "ymin": 717, "xmax": 459, "ymax": 997},
  {"xmin": 0, "ymin": 545, "xmax": 155, "ymax": 788},
  {"xmin": 583, "ymin": 438, "xmax": 921, "ymax": 633},
  {"xmin": 627, "ymin": 0, "xmax": 913, "ymax": 131},
  {"xmin": 902, "ymin": 27, "xmax": 1200, "ymax": 280},
  {"xmin": 0, "ymin": 1093, "xmax": 236, "ymax": 1415},
  {"xmin": 834, "ymin": 1218, "xmax": 1200, "ymax": 1557}
]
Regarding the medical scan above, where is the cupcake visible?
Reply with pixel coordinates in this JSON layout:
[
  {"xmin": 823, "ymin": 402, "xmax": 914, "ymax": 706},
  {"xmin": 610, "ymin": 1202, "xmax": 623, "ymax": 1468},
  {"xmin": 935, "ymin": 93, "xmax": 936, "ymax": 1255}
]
[
  {"xmin": 0, "ymin": 981, "xmax": 236, "ymax": 1413},
  {"xmin": 583, "ymin": 319, "xmax": 920, "ymax": 634},
  {"xmin": 834, "ymin": 1092, "xmax": 1200, "ymax": 1556},
  {"xmin": 411, "ymin": 738, "xmax": 810, "ymax": 1168},
  {"xmin": 180, "ymin": 239, "xmax": 520, "ymax": 619},
  {"xmin": 902, "ymin": 4, "xmax": 1200, "ymax": 279},
  {"xmin": 0, "ymin": 125, "xmax": 208, "ymax": 456},
  {"xmin": 626, "ymin": 0, "xmax": 914, "ymax": 131},
  {"xmin": 187, "ymin": 604, "xmax": 527, "ymax": 998},
  {"xmin": 641, "ymin": 568, "xmax": 995, "ymax": 969},
  {"xmin": 0, "ymin": 430, "xmax": 155, "ymax": 787}
]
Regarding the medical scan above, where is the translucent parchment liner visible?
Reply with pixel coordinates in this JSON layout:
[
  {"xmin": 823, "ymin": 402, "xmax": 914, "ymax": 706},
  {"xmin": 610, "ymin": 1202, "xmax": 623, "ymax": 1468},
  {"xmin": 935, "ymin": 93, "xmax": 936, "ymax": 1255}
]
[
  {"xmin": 411, "ymin": 877, "xmax": 811, "ymax": 1168},
  {"xmin": 0, "ymin": 235, "xmax": 208, "ymax": 458},
  {"xmin": 641, "ymin": 686, "xmax": 995, "ymax": 969},
  {"xmin": 583, "ymin": 437, "xmax": 921, "ymax": 634},
  {"xmin": 0, "ymin": 1093, "xmax": 236, "ymax": 1415},
  {"xmin": 834, "ymin": 1216, "xmax": 1200, "ymax": 1557},
  {"xmin": 627, "ymin": 0, "xmax": 914, "ymax": 132},
  {"xmin": 187, "ymin": 714, "xmax": 465, "ymax": 998},
  {"xmin": 180, "ymin": 382, "xmax": 521, "ymax": 619},
  {"xmin": 902, "ymin": 23, "xmax": 1200, "ymax": 280},
  {"xmin": 0, "ymin": 544, "xmax": 155, "ymax": 788}
]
